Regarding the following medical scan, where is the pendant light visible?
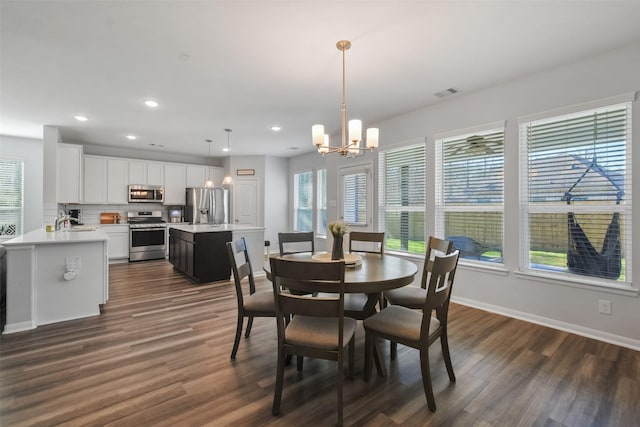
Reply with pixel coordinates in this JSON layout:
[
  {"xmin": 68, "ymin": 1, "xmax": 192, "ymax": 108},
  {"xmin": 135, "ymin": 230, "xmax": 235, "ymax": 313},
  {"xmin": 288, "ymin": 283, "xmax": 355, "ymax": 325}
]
[
  {"xmin": 205, "ymin": 139, "xmax": 214, "ymax": 187},
  {"xmin": 223, "ymin": 129, "xmax": 233, "ymax": 186}
]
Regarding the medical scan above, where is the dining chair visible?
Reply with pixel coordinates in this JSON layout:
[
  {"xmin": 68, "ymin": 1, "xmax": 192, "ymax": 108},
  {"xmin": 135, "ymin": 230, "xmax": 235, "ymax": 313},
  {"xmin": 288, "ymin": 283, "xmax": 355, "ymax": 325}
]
[
  {"xmin": 226, "ymin": 238, "xmax": 276, "ymax": 359},
  {"xmin": 363, "ymin": 250, "xmax": 460, "ymax": 412},
  {"xmin": 269, "ymin": 257, "xmax": 356, "ymax": 427},
  {"xmin": 278, "ymin": 231, "xmax": 315, "ymax": 256},
  {"xmin": 344, "ymin": 231, "xmax": 385, "ymax": 320},
  {"xmin": 383, "ymin": 235, "xmax": 454, "ymax": 359}
]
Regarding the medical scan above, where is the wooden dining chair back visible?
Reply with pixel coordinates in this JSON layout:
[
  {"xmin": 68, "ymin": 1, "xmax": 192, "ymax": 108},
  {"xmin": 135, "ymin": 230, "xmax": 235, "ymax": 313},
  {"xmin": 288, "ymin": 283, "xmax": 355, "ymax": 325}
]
[
  {"xmin": 349, "ymin": 231, "xmax": 385, "ymax": 255},
  {"xmin": 226, "ymin": 238, "xmax": 276, "ymax": 359},
  {"xmin": 278, "ymin": 231, "xmax": 315, "ymax": 256},
  {"xmin": 363, "ymin": 250, "xmax": 460, "ymax": 412},
  {"xmin": 269, "ymin": 257, "xmax": 356, "ymax": 427},
  {"xmin": 383, "ymin": 236, "xmax": 454, "ymax": 359}
]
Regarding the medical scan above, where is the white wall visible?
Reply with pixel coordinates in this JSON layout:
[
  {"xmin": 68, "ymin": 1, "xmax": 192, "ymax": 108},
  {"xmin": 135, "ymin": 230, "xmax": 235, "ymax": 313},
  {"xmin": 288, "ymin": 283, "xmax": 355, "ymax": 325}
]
[
  {"xmin": 0, "ymin": 135, "xmax": 44, "ymax": 234},
  {"xmin": 290, "ymin": 42, "xmax": 640, "ymax": 348},
  {"xmin": 264, "ymin": 156, "xmax": 288, "ymax": 251}
]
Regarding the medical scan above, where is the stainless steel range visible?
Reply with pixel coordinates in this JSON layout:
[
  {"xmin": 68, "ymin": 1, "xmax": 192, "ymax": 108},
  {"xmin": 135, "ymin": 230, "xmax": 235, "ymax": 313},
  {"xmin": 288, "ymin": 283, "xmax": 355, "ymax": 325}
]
[{"xmin": 128, "ymin": 211, "xmax": 166, "ymax": 262}]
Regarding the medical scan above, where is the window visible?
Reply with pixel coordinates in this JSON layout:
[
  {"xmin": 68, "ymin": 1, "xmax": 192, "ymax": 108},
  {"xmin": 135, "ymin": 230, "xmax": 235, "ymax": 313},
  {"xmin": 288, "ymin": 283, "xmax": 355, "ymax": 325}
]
[
  {"xmin": 435, "ymin": 127, "xmax": 504, "ymax": 263},
  {"xmin": 293, "ymin": 171, "xmax": 313, "ymax": 232},
  {"xmin": 378, "ymin": 144, "xmax": 425, "ymax": 254},
  {"xmin": 520, "ymin": 99, "xmax": 632, "ymax": 284},
  {"xmin": 0, "ymin": 159, "xmax": 24, "ymax": 239},
  {"xmin": 316, "ymin": 169, "xmax": 327, "ymax": 236},
  {"xmin": 342, "ymin": 171, "xmax": 368, "ymax": 226}
]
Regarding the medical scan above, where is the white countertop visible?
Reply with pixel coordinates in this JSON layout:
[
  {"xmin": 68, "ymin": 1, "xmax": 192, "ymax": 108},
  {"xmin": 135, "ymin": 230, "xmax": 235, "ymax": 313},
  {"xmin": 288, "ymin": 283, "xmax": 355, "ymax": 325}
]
[
  {"xmin": 2, "ymin": 227, "xmax": 109, "ymax": 246},
  {"xmin": 169, "ymin": 224, "xmax": 265, "ymax": 233}
]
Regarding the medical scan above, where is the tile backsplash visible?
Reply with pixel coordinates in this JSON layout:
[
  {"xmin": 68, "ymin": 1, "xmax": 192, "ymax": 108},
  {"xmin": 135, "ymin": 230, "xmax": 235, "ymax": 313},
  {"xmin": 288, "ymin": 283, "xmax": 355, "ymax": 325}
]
[{"xmin": 62, "ymin": 203, "xmax": 173, "ymax": 225}]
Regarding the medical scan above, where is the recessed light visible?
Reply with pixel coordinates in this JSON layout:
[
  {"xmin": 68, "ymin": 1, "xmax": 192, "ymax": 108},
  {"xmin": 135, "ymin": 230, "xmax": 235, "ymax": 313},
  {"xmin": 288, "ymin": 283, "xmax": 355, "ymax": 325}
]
[
  {"xmin": 144, "ymin": 100, "xmax": 159, "ymax": 108},
  {"xmin": 222, "ymin": 147, "xmax": 230, "ymax": 152},
  {"xmin": 271, "ymin": 125, "xmax": 281, "ymax": 132},
  {"xmin": 126, "ymin": 135, "xmax": 137, "ymax": 140},
  {"xmin": 74, "ymin": 115, "xmax": 88, "ymax": 122}
]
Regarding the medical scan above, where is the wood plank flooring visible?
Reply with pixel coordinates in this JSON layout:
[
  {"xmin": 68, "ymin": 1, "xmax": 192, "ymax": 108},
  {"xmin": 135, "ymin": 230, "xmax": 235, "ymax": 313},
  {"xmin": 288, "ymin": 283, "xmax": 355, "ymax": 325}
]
[{"xmin": 1, "ymin": 260, "xmax": 638, "ymax": 426}]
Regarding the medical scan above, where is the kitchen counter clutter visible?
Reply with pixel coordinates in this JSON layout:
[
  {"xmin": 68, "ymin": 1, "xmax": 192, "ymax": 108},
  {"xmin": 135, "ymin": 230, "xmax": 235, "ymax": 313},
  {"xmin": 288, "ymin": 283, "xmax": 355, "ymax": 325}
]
[
  {"xmin": 3, "ymin": 227, "xmax": 109, "ymax": 333},
  {"xmin": 168, "ymin": 224, "xmax": 265, "ymax": 284}
]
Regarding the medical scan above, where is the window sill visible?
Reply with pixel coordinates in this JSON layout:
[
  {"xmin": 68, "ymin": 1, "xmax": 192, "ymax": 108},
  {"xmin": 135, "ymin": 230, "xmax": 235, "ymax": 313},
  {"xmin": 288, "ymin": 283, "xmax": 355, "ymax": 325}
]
[{"xmin": 514, "ymin": 269, "xmax": 638, "ymax": 297}]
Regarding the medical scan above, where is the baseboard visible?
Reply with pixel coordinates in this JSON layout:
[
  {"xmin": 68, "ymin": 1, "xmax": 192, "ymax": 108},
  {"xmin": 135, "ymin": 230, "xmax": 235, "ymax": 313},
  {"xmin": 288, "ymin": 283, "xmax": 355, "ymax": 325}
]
[
  {"xmin": 2, "ymin": 320, "xmax": 37, "ymax": 334},
  {"xmin": 451, "ymin": 296, "xmax": 640, "ymax": 351}
]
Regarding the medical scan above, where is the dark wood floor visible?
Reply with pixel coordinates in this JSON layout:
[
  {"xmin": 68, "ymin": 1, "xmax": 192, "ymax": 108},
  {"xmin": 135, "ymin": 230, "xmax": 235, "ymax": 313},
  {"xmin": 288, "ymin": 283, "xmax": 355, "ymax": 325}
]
[{"xmin": 1, "ymin": 260, "xmax": 638, "ymax": 426}]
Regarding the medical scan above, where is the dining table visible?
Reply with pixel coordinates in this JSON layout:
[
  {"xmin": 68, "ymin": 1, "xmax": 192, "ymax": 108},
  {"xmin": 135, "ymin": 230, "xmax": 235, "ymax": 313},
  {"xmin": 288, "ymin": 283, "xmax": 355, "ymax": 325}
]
[{"xmin": 264, "ymin": 252, "xmax": 419, "ymax": 377}]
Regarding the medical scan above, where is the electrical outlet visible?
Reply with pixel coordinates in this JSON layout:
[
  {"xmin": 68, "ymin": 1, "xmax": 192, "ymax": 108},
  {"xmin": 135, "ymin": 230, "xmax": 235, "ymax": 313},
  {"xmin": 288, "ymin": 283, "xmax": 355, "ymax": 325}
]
[
  {"xmin": 65, "ymin": 256, "xmax": 81, "ymax": 270},
  {"xmin": 598, "ymin": 299, "xmax": 612, "ymax": 315}
]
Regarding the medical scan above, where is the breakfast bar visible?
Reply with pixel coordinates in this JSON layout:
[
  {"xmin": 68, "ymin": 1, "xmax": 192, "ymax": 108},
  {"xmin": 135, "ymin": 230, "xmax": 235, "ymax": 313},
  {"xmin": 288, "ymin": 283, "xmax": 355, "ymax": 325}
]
[{"xmin": 2, "ymin": 227, "xmax": 109, "ymax": 333}]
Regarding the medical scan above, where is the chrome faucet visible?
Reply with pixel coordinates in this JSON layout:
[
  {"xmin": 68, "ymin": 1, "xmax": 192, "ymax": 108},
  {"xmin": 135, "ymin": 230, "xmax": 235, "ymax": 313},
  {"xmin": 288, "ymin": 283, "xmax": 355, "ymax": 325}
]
[{"xmin": 55, "ymin": 214, "xmax": 79, "ymax": 231}]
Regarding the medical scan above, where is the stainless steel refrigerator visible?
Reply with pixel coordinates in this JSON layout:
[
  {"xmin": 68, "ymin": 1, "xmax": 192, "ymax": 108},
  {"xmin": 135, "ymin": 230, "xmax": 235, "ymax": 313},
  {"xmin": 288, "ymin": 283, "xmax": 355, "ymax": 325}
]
[{"xmin": 185, "ymin": 187, "xmax": 229, "ymax": 225}]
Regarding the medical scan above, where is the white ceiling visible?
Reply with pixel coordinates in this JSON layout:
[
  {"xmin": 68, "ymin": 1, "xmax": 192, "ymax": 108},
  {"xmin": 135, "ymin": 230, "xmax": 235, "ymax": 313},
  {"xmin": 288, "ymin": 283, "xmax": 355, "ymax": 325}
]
[{"xmin": 2, "ymin": 1, "xmax": 640, "ymax": 159}]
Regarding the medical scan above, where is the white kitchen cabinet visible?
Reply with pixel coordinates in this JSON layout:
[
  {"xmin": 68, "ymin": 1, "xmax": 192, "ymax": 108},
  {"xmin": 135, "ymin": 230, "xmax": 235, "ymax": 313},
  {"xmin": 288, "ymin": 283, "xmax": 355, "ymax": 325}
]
[
  {"xmin": 164, "ymin": 163, "xmax": 186, "ymax": 205},
  {"xmin": 107, "ymin": 158, "xmax": 129, "ymax": 203},
  {"xmin": 128, "ymin": 160, "xmax": 164, "ymax": 186},
  {"xmin": 186, "ymin": 165, "xmax": 207, "ymax": 188},
  {"xmin": 57, "ymin": 143, "xmax": 83, "ymax": 203},
  {"xmin": 84, "ymin": 156, "xmax": 128, "ymax": 204},
  {"xmin": 128, "ymin": 160, "xmax": 146, "ymax": 185},
  {"xmin": 83, "ymin": 155, "xmax": 107, "ymax": 203},
  {"xmin": 104, "ymin": 224, "xmax": 129, "ymax": 260}
]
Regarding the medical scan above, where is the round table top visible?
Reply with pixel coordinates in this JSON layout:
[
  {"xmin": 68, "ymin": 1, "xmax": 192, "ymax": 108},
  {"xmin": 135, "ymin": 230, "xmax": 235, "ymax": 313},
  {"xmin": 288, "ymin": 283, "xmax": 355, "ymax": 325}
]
[{"xmin": 265, "ymin": 253, "xmax": 418, "ymax": 294}]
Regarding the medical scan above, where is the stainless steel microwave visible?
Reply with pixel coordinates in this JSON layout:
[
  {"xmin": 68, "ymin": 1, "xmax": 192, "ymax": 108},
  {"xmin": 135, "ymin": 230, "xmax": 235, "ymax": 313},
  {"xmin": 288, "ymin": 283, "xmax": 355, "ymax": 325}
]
[{"xmin": 128, "ymin": 185, "xmax": 164, "ymax": 203}]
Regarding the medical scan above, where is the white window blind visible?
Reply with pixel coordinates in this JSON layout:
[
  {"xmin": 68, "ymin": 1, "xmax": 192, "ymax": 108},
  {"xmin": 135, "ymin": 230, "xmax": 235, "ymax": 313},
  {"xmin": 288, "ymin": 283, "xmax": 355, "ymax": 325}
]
[
  {"xmin": 342, "ymin": 172, "xmax": 367, "ymax": 225},
  {"xmin": 0, "ymin": 159, "xmax": 24, "ymax": 238},
  {"xmin": 435, "ymin": 128, "xmax": 504, "ymax": 263},
  {"xmin": 520, "ymin": 102, "xmax": 631, "ymax": 284},
  {"xmin": 316, "ymin": 169, "xmax": 327, "ymax": 236},
  {"xmin": 378, "ymin": 144, "xmax": 425, "ymax": 254},
  {"xmin": 293, "ymin": 171, "xmax": 313, "ymax": 232}
]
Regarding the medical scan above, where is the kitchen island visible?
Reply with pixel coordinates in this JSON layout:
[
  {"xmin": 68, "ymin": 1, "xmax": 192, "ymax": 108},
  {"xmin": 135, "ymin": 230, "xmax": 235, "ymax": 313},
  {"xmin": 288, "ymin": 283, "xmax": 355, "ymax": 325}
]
[
  {"xmin": 168, "ymin": 224, "xmax": 265, "ymax": 283},
  {"xmin": 2, "ymin": 227, "xmax": 109, "ymax": 333}
]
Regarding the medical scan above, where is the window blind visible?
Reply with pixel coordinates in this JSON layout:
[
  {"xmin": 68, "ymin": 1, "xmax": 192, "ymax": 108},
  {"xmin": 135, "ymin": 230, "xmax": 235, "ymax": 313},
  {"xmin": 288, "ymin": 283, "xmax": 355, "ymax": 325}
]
[
  {"xmin": 0, "ymin": 159, "xmax": 24, "ymax": 237},
  {"xmin": 294, "ymin": 171, "xmax": 313, "ymax": 232},
  {"xmin": 342, "ymin": 172, "xmax": 367, "ymax": 225},
  {"xmin": 520, "ymin": 102, "xmax": 631, "ymax": 283},
  {"xmin": 436, "ymin": 129, "xmax": 504, "ymax": 263},
  {"xmin": 316, "ymin": 169, "xmax": 327, "ymax": 235},
  {"xmin": 378, "ymin": 144, "xmax": 425, "ymax": 254}
]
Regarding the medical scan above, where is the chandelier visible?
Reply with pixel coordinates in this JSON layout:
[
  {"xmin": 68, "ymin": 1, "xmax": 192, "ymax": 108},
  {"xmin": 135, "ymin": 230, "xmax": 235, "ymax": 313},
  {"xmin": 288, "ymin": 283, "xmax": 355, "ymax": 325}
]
[{"xmin": 312, "ymin": 40, "xmax": 379, "ymax": 156}]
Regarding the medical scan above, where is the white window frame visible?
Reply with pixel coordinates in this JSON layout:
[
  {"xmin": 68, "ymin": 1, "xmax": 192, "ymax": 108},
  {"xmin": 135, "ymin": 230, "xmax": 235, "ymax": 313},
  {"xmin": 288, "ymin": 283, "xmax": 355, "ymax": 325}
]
[
  {"xmin": 0, "ymin": 158, "xmax": 24, "ymax": 241},
  {"xmin": 434, "ymin": 121, "xmax": 505, "ymax": 265},
  {"xmin": 378, "ymin": 143, "xmax": 426, "ymax": 255},
  {"xmin": 517, "ymin": 93, "xmax": 634, "ymax": 291},
  {"xmin": 316, "ymin": 169, "xmax": 327, "ymax": 237},
  {"xmin": 293, "ymin": 170, "xmax": 313, "ymax": 232}
]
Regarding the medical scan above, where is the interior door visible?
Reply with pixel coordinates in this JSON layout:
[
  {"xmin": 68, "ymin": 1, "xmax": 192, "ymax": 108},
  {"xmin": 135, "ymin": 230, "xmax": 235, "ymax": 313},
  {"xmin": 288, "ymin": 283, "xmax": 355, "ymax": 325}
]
[{"xmin": 233, "ymin": 178, "xmax": 259, "ymax": 226}]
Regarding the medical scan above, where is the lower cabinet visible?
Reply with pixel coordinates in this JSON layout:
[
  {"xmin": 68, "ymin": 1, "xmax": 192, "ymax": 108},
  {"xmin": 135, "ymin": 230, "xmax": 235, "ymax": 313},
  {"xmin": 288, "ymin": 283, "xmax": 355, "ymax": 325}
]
[
  {"xmin": 104, "ymin": 225, "xmax": 129, "ymax": 260},
  {"xmin": 169, "ymin": 229, "xmax": 232, "ymax": 283}
]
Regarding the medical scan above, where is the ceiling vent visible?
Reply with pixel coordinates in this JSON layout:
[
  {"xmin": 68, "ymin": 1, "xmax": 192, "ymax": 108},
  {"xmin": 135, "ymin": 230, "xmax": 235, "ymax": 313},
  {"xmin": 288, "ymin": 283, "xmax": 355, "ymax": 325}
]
[{"xmin": 434, "ymin": 87, "xmax": 459, "ymax": 98}]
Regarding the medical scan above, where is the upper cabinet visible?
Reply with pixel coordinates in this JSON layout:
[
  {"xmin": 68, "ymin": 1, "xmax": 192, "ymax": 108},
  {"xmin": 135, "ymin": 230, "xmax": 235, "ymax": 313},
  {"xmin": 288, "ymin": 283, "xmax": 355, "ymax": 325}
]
[
  {"xmin": 186, "ymin": 165, "xmax": 206, "ymax": 188},
  {"xmin": 57, "ymin": 143, "xmax": 83, "ymax": 203},
  {"xmin": 164, "ymin": 163, "xmax": 186, "ymax": 205},
  {"xmin": 208, "ymin": 167, "xmax": 225, "ymax": 188},
  {"xmin": 129, "ymin": 160, "xmax": 164, "ymax": 186},
  {"xmin": 84, "ymin": 156, "xmax": 128, "ymax": 204}
]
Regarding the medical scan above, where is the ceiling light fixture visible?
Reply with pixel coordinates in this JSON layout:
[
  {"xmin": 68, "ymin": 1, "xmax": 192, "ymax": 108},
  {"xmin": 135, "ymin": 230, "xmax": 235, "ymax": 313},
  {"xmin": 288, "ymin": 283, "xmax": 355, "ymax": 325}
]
[
  {"xmin": 74, "ymin": 115, "xmax": 88, "ymax": 122},
  {"xmin": 126, "ymin": 134, "xmax": 137, "ymax": 140},
  {"xmin": 312, "ymin": 40, "xmax": 379, "ymax": 157},
  {"xmin": 205, "ymin": 139, "xmax": 214, "ymax": 187},
  {"xmin": 271, "ymin": 125, "xmax": 281, "ymax": 132},
  {"xmin": 223, "ymin": 129, "xmax": 232, "ymax": 186},
  {"xmin": 144, "ymin": 100, "xmax": 159, "ymax": 108}
]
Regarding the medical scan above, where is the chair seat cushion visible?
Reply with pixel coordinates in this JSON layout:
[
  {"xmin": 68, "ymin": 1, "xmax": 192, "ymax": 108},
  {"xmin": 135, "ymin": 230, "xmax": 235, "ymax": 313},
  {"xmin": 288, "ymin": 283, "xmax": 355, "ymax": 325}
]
[
  {"xmin": 244, "ymin": 290, "xmax": 275, "ymax": 313},
  {"xmin": 363, "ymin": 305, "xmax": 440, "ymax": 343},
  {"xmin": 316, "ymin": 292, "xmax": 369, "ymax": 313},
  {"xmin": 286, "ymin": 316, "xmax": 357, "ymax": 350},
  {"xmin": 384, "ymin": 286, "xmax": 426, "ymax": 309}
]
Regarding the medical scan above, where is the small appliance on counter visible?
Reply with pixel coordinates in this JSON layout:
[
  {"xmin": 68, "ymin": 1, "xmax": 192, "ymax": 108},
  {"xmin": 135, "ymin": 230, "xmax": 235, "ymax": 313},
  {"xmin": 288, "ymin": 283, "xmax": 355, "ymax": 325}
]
[
  {"xmin": 68, "ymin": 209, "xmax": 83, "ymax": 225},
  {"xmin": 168, "ymin": 206, "xmax": 185, "ymax": 223}
]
